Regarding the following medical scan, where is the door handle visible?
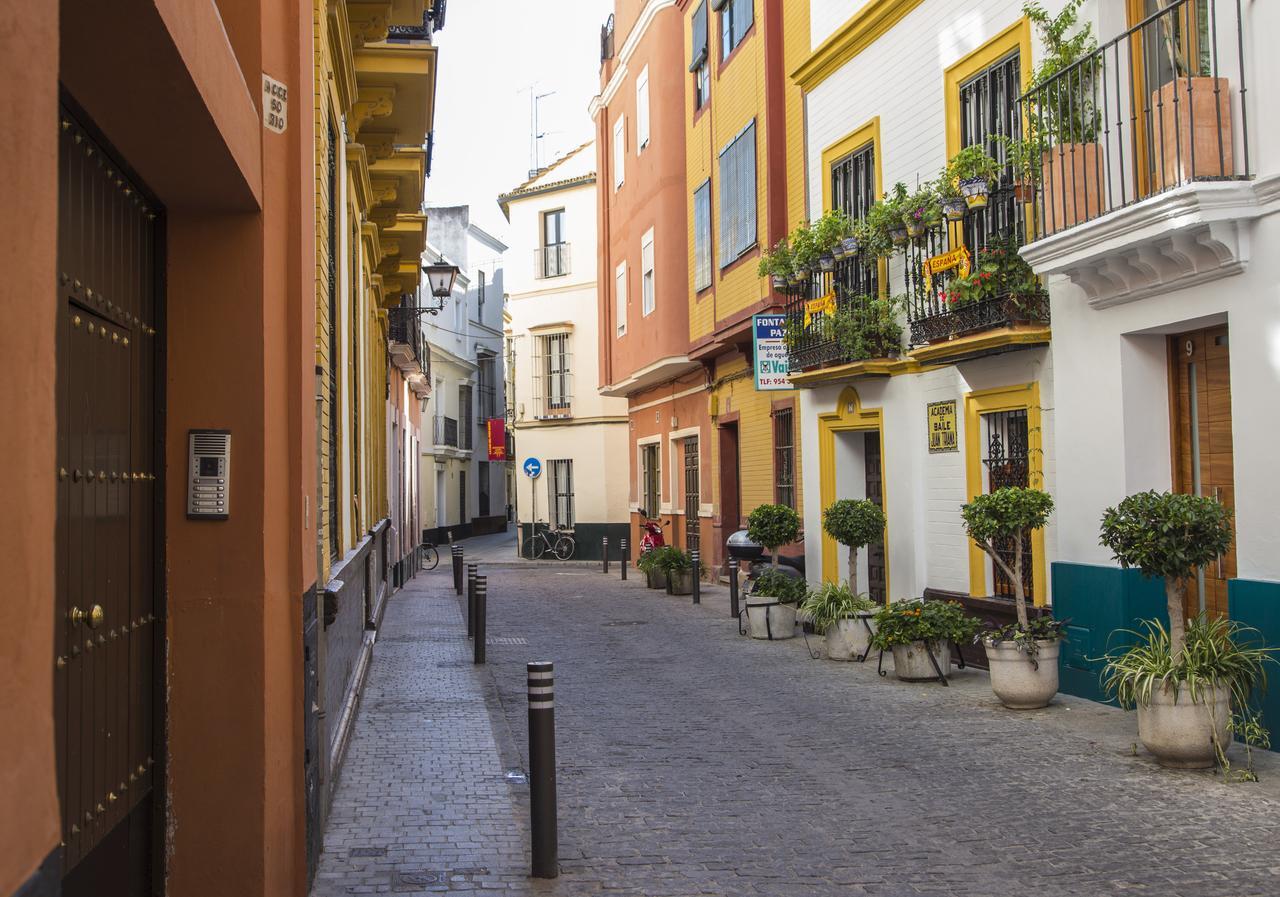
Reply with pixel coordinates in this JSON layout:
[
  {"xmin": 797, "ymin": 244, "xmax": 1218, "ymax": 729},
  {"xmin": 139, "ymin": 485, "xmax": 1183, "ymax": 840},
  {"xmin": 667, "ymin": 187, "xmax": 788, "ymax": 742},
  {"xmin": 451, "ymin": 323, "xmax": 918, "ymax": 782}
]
[{"xmin": 69, "ymin": 605, "xmax": 104, "ymax": 629}]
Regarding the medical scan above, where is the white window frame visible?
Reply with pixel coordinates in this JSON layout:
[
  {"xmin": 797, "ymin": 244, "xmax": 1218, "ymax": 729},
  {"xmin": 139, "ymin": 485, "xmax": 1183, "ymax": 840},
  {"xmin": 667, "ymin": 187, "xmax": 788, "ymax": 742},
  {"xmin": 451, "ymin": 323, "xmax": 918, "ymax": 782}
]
[
  {"xmin": 615, "ymin": 261, "xmax": 628, "ymax": 337},
  {"xmin": 613, "ymin": 115, "xmax": 626, "ymax": 190},
  {"xmin": 636, "ymin": 66, "xmax": 651, "ymax": 151},
  {"xmin": 641, "ymin": 228, "xmax": 656, "ymax": 317}
]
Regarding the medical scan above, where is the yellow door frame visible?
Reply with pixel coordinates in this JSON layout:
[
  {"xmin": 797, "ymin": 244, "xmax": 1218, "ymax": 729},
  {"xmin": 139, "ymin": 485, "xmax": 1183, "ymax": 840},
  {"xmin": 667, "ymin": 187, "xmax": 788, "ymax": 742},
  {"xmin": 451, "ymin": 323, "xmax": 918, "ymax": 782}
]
[
  {"xmin": 963, "ymin": 381, "xmax": 1047, "ymax": 604},
  {"xmin": 817, "ymin": 386, "xmax": 890, "ymax": 596}
]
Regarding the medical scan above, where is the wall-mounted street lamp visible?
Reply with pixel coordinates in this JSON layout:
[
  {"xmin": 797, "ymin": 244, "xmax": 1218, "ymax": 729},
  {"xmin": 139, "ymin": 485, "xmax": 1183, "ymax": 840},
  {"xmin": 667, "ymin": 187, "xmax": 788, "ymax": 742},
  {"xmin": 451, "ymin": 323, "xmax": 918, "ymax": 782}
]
[{"xmin": 385, "ymin": 262, "xmax": 460, "ymax": 318}]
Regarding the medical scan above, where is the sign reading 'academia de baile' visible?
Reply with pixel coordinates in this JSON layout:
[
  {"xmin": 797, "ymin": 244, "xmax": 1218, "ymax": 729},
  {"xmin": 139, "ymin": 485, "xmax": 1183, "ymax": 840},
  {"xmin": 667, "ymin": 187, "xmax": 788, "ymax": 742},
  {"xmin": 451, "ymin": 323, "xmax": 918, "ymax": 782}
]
[{"xmin": 928, "ymin": 400, "xmax": 958, "ymax": 453}]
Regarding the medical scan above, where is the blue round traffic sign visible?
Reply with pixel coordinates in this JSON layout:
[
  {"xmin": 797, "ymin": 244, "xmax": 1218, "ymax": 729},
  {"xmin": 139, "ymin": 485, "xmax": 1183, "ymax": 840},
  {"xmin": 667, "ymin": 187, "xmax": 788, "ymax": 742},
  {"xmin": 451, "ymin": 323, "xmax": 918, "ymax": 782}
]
[{"xmin": 523, "ymin": 457, "xmax": 543, "ymax": 479}]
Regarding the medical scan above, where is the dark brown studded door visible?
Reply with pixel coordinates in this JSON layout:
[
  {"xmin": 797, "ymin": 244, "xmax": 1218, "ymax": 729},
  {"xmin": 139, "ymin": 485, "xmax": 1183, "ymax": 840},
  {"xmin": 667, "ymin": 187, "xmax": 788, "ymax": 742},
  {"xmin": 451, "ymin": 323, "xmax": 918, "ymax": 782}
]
[{"xmin": 56, "ymin": 106, "xmax": 162, "ymax": 897}]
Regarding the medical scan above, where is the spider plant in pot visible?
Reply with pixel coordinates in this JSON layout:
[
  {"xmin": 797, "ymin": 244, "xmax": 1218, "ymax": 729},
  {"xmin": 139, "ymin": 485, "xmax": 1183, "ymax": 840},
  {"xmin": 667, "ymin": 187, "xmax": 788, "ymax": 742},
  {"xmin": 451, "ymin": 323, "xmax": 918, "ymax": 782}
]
[
  {"xmin": 961, "ymin": 487, "xmax": 1063, "ymax": 709},
  {"xmin": 758, "ymin": 238, "xmax": 794, "ymax": 292},
  {"xmin": 802, "ymin": 583, "xmax": 878, "ymax": 661},
  {"xmin": 947, "ymin": 146, "xmax": 1001, "ymax": 209},
  {"xmin": 902, "ymin": 182, "xmax": 941, "ymax": 239},
  {"xmin": 636, "ymin": 546, "xmax": 668, "ymax": 590},
  {"xmin": 936, "ymin": 170, "xmax": 968, "ymax": 222},
  {"xmin": 659, "ymin": 547, "xmax": 698, "ymax": 596},
  {"xmin": 746, "ymin": 569, "xmax": 806, "ymax": 641},
  {"xmin": 1098, "ymin": 490, "xmax": 1252, "ymax": 768},
  {"xmin": 871, "ymin": 600, "xmax": 981, "ymax": 681}
]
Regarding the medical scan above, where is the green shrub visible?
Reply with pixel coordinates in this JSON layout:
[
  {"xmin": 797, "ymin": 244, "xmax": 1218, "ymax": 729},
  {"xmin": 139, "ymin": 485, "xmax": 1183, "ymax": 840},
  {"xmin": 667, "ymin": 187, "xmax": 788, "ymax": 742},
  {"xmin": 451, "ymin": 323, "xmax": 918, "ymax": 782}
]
[
  {"xmin": 652, "ymin": 545, "xmax": 690, "ymax": 573},
  {"xmin": 961, "ymin": 486, "xmax": 1053, "ymax": 632},
  {"xmin": 1099, "ymin": 490, "xmax": 1232, "ymax": 661},
  {"xmin": 822, "ymin": 499, "xmax": 886, "ymax": 596},
  {"xmin": 747, "ymin": 503, "xmax": 801, "ymax": 568},
  {"xmin": 752, "ymin": 569, "xmax": 807, "ymax": 605},
  {"xmin": 871, "ymin": 600, "xmax": 980, "ymax": 649},
  {"xmin": 800, "ymin": 582, "xmax": 877, "ymax": 632}
]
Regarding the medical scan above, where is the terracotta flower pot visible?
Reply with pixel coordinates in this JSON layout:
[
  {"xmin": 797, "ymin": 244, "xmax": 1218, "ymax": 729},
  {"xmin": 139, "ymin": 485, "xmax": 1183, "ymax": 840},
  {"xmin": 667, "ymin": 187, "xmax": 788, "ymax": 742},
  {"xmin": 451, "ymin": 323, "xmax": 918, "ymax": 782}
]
[
  {"xmin": 1040, "ymin": 143, "xmax": 1103, "ymax": 234},
  {"xmin": 1152, "ymin": 77, "xmax": 1234, "ymax": 188}
]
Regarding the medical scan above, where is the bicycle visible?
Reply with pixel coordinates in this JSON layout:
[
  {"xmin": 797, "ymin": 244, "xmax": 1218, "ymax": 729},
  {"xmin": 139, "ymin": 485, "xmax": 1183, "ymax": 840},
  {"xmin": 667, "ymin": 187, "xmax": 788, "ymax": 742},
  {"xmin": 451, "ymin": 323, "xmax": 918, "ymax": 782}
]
[
  {"xmin": 524, "ymin": 523, "xmax": 576, "ymax": 560},
  {"xmin": 419, "ymin": 541, "xmax": 440, "ymax": 570}
]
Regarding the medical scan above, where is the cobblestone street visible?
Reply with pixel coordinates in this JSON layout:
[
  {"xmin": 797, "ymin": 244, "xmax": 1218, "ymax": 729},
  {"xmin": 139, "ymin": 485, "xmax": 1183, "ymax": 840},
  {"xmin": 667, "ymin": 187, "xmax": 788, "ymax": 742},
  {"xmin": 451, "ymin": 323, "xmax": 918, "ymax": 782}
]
[{"xmin": 313, "ymin": 563, "xmax": 1280, "ymax": 897}]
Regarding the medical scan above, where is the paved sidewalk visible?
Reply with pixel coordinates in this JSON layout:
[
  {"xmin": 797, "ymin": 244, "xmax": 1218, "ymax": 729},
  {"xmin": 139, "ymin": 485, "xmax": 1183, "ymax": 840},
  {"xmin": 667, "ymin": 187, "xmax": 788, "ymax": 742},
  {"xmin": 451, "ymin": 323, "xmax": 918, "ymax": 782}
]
[{"xmin": 314, "ymin": 565, "xmax": 1280, "ymax": 897}]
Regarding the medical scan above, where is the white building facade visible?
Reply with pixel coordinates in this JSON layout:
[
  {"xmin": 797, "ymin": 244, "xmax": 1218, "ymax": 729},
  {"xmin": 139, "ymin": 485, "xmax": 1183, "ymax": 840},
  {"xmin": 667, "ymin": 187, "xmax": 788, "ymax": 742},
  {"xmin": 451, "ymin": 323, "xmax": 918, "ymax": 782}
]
[
  {"xmin": 418, "ymin": 207, "xmax": 510, "ymax": 542},
  {"xmin": 499, "ymin": 142, "xmax": 631, "ymax": 561}
]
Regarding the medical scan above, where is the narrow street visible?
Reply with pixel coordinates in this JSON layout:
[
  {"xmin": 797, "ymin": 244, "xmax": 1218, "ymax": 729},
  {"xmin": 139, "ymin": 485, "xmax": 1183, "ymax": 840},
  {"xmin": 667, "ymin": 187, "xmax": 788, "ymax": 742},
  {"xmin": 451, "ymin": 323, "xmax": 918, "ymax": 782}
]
[{"xmin": 314, "ymin": 564, "xmax": 1280, "ymax": 897}]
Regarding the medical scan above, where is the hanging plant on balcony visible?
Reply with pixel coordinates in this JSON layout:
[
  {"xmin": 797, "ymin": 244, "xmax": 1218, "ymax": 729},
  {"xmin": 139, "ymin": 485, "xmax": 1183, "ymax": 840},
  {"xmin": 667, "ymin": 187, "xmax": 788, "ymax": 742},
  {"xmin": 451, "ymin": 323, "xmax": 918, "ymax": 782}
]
[
  {"xmin": 790, "ymin": 223, "xmax": 819, "ymax": 279},
  {"xmin": 942, "ymin": 236, "xmax": 1047, "ymax": 318},
  {"xmin": 902, "ymin": 183, "xmax": 942, "ymax": 239},
  {"xmin": 810, "ymin": 208, "xmax": 848, "ymax": 271},
  {"xmin": 831, "ymin": 294, "xmax": 904, "ymax": 361},
  {"xmin": 946, "ymin": 146, "xmax": 1001, "ymax": 209},
  {"xmin": 996, "ymin": 132, "xmax": 1048, "ymax": 204},
  {"xmin": 757, "ymin": 238, "xmax": 795, "ymax": 291},
  {"xmin": 836, "ymin": 215, "xmax": 862, "ymax": 259},
  {"xmin": 870, "ymin": 182, "xmax": 911, "ymax": 248},
  {"xmin": 936, "ymin": 171, "xmax": 969, "ymax": 221}
]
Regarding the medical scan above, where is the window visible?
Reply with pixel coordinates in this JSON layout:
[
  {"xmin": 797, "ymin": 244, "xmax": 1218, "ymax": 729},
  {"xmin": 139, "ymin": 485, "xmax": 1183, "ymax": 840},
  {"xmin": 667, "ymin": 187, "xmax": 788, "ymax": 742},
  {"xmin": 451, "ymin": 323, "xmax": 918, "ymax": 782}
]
[
  {"xmin": 636, "ymin": 66, "xmax": 650, "ymax": 150},
  {"xmin": 689, "ymin": 1, "xmax": 710, "ymax": 109},
  {"xmin": 540, "ymin": 209, "xmax": 567, "ymax": 278},
  {"xmin": 640, "ymin": 442, "xmax": 661, "ymax": 517},
  {"xmin": 718, "ymin": 120, "xmax": 757, "ymax": 267},
  {"xmin": 534, "ymin": 332, "xmax": 572, "ymax": 416},
  {"xmin": 458, "ymin": 384, "xmax": 474, "ymax": 450},
  {"xmin": 477, "ymin": 356, "xmax": 496, "ymax": 421},
  {"xmin": 549, "ymin": 459, "xmax": 575, "ymax": 529},
  {"xmin": 641, "ymin": 229, "xmax": 655, "ymax": 316},
  {"xmin": 773, "ymin": 407, "xmax": 795, "ymax": 509},
  {"xmin": 959, "ymin": 50, "xmax": 1021, "ymax": 248},
  {"xmin": 615, "ymin": 262, "xmax": 628, "ymax": 336},
  {"xmin": 613, "ymin": 116, "xmax": 626, "ymax": 189},
  {"xmin": 478, "ymin": 269, "xmax": 486, "ymax": 311},
  {"xmin": 720, "ymin": 0, "xmax": 753, "ymax": 60},
  {"xmin": 693, "ymin": 180, "xmax": 712, "ymax": 291},
  {"xmin": 982, "ymin": 408, "xmax": 1032, "ymax": 601},
  {"xmin": 830, "ymin": 141, "xmax": 879, "ymax": 296}
]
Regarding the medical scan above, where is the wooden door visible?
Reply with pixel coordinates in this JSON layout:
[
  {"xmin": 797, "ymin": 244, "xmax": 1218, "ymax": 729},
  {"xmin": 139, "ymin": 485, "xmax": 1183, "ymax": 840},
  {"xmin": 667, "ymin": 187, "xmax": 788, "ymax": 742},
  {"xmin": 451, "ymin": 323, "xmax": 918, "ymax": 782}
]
[
  {"xmin": 1170, "ymin": 325, "xmax": 1235, "ymax": 619},
  {"xmin": 864, "ymin": 432, "xmax": 887, "ymax": 603},
  {"xmin": 719, "ymin": 424, "xmax": 741, "ymax": 542},
  {"xmin": 56, "ymin": 107, "xmax": 161, "ymax": 895}
]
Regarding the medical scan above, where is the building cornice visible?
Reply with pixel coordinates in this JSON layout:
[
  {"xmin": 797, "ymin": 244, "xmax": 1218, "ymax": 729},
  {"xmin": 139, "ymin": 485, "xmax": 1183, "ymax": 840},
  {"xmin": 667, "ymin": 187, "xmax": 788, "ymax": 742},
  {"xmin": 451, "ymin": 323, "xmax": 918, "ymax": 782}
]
[
  {"xmin": 590, "ymin": 0, "xmax": 678, "ymax": 118},
  {"xmin": 791, "ymin": 0, "xmax": 926, "ymax": 93}
]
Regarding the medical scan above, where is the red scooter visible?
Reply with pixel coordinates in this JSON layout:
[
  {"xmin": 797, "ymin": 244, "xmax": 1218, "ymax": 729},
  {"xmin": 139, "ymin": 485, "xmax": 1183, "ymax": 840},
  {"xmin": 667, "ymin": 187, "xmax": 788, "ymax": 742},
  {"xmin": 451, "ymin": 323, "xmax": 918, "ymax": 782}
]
[{"xmin": 637, "ymin": 510, "xmax": 668, "ymax": 555}]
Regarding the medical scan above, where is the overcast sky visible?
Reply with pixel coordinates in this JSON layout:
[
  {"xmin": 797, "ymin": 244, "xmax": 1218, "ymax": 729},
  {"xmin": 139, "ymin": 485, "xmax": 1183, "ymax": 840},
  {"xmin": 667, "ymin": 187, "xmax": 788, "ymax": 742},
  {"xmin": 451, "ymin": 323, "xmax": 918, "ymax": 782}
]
[{"xmin": 427, "ymin": 0, "xmax": 614, "ymax": 241}]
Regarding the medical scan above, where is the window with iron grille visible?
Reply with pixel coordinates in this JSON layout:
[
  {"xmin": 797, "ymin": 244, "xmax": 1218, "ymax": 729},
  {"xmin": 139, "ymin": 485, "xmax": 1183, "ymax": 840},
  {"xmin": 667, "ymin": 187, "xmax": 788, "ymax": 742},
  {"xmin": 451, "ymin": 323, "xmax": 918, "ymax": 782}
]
[
  {"xmin": 982, "ymin": 408, "xmax": 1033, "ymax": 601},
  {"xmin": 693, "ymin": 180, "xmax": 712, "ymax": 291},
  {"xmin": 549, "ymin": 459, "xmax": 575, "ymax": 529},
  {"xmin": 458, "ymin": 384, "xmax": 474, "ymax": 450},
  {"xmin": 720, "ymin": 0, "xmax": 753, "ymax": 60},
  {"xmin": 773, "ymin": 407, "xmax": 795, "ymax": 509},
  {"xmin": 830, "ymin": 141, "xmax": 879, "ymax": 296},
  {"xmin": 683, "ymin": 438, "xmax": 700, "ymax": 549},
  {"xmin": 959, "ymin": 50, "xmax": 1022, "ymax": 248},
  {"xmin": 690, "ymin": 1, "xmax": 709, "ymax": 109},
  {"xmin": 534, "ymin": 332, "xmax": 572, "ymax": 417},
  {"xmin": 718, "ymin": 120, "xmax": 757, "ymax": 267},
  {"xmin": 641, "ymin": 443, "xmax": 660, "ymax": 518}
]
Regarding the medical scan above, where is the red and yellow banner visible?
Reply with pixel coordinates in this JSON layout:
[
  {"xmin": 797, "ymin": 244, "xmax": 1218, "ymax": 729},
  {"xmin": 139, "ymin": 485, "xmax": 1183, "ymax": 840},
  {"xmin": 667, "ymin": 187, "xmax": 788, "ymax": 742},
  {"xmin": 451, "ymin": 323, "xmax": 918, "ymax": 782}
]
[
  {"xmin": 486, "ymin": 418, "xmax": 507, "ymax": 461},
  {"xmin": 803, "ymin": 291, "xmax": 837, "ymax": 328},
  {"xmin": 922, "ymin": 247, "xmax": 971, "ymax": 293}
]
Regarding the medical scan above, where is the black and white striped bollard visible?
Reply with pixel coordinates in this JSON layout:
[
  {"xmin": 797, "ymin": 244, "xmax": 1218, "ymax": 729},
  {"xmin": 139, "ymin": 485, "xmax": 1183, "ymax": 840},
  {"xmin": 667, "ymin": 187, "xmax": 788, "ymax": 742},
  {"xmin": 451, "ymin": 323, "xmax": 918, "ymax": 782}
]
[
  {"xmin": 602, "ymin": 536, "xmax": 610, "ymax": 574},
  {"xmin": 620, "ymin": 538, "xmax": 628, "ymax": 581},
  {"xmin": 527, "ymin": 661, "xmax": 558, "ymax": 878},
  {"xmin": 691, "ymin": 549, "xmax": 701, "ymax": 605},
  {"xmin": 452, "ymin": 545, "xmax": 464, "ymax": 596},
  {"xmin": 466, "ymin": 563, "xmax": 478, "ymax": 639},
  {"xmin": 473, "ymin": 576, "xmax": 487, "ymax": 665}
]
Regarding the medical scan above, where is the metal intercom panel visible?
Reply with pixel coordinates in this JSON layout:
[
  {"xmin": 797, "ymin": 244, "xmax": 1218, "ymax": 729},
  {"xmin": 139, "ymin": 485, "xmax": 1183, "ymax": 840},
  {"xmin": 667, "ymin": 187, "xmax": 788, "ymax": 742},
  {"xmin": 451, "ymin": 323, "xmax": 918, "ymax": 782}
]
[{"xmin": 187, "ymin": 429, "xmax": 231, "ymax": 520}]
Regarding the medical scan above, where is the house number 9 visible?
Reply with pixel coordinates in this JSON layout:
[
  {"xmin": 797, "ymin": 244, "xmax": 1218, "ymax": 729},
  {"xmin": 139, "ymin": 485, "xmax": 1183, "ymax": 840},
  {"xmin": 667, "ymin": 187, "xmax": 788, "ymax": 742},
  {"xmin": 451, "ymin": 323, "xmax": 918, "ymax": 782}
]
[{"xmin": 1185, "ymin": 340, "xmax": 1194, "ymax": 357}]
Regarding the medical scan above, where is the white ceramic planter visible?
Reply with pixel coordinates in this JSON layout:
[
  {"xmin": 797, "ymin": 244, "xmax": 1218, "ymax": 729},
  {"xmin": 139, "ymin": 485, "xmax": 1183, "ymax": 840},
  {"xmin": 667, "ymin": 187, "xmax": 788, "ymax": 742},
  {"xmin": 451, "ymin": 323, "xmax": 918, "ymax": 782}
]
[
  {"xmin": 891, "ymin": 641, "xmax": 950, "ymax": 681},
  {"xmin": 745, "ymin": 596, "xmax": 797, "ymax": 640},
  {"xmin": 1137, "ymin": 681, "xmax": 1232, "ymax": 769},
  {"xmin": 824, "ymin": 613, "xmax": 877, "ymax": 661},
  {"xmin": 985, "ymin": 639, "xmax": 1060, "ymax": 709}
]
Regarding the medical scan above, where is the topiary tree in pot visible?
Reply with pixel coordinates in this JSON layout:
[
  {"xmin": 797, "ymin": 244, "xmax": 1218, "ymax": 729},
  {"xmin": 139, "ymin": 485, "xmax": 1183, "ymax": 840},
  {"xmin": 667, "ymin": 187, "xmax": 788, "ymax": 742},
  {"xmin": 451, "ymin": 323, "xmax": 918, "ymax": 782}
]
[
  {"xmin": 822, "ymin": 498, "xmax": 886, "ymax": 599},
  {"xmin": 961, "ymin": 486, "xmax": 1061, "ymax": 709},
  {"xmin": 1098, "ymin": 490, "xmax": 1251, "ymax": 768},
  {"xmin": 747, "ymin": 503, "xmax": 800, "ymax": 569}
]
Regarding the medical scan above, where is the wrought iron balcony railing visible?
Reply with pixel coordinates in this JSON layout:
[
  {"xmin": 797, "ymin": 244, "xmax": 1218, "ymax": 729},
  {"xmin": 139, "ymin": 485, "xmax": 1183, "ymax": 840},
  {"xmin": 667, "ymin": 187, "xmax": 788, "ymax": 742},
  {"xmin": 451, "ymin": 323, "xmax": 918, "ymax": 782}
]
[
  {"xmin": 783, "ymin": 258, "xmax": 881, "ymax": 372},
  {"xmin": 434, "ymin": 416, "xmax": 458, "ymax": 448},
  {"xmin": 535, "ymin": 243, "xmax": 571, "ymax": 279},
  {"xmin": 1018, "ymin": 0, "xmax": 1250, "ymax": 240}
]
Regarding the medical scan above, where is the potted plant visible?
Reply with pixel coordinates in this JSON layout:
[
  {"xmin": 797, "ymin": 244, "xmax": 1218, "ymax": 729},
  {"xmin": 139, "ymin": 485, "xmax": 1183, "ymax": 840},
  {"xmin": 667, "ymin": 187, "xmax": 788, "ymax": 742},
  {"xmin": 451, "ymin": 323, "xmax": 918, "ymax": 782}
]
[
  {"xmin": 1098, "ymin": 490, "xmax": 1256, "ymax": 768},
  {"xmin": 757, "ymin": 238, "xmax": 794, "ymax": 292},
  {"xmin": 747, "ymin": 503, "xmax": 800, "ymax": 569},
  {"xmin": 801, "ymin": 582, "xmax": 878, "ymax": 661},
  {"xmin": 936, "ymin": 171, "xmax": 968, "ymax": 221},
  {"xmin": 660, "ymin": 547, "xmax": 697, "ymax": 596},
  {"xmin": 790, "ymin": 223, "xmax": 819, "ymax": 280},
  {"xmin": 1149, "ymin": 0, "xmax": 1234, "ymax": 187},
  {"xmin": 822, "ymin": 498, "xmax": 886, "ymax": 597},
  {"xmin": 746, "ymin": 568, "xmax": 806, "ymax": 641},
  {"xmin": 946, "ymin": 146, "xmax": 1001, "ymax": 209},
  {"xmin": 902, "ymin": 182, "xmax": 941, "ymax": 239},
  {"xmin": 813, "ymin": 208, "xmax": 850, "ymax": 269},
  {"xmin": 961, "ymin": 486, "xmax": 1064, "ymax": 709},
  {"xmin": 872, "ymin": 600, "xmax": 981, "ymax": 681},
  {"xmin": 836, "ymin": 214, "xmax": 861, "ymax": 259},
  {"xmin": 636, "ymin": 548, "xmax": 668, "ymax": 590},
  {"xmin": 995, "ymin": 132, "xmax": 1047, "ymax": 204},
  {"xmin": 1024, "ymin": 0, "xmax": 1103, "ymax": 232},
  {"xmin": 879, "ymin": 182, "xmax": 911, "ymax": 246}
]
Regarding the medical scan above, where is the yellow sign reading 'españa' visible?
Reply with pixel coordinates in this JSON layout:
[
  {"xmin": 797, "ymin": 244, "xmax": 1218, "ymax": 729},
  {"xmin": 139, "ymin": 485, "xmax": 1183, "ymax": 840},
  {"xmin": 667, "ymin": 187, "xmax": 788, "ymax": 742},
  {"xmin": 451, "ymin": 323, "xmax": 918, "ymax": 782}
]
[
  {"xmin": 922, "ymin": 247, "xmax": 971, "ymax": 293},
  {"xmin": 803, "ymin": 291, "xmax": 836, "ymax": 328},
  {"xmin": 928, "ymin": 400, "xmax": 958, "ymax": 453}
]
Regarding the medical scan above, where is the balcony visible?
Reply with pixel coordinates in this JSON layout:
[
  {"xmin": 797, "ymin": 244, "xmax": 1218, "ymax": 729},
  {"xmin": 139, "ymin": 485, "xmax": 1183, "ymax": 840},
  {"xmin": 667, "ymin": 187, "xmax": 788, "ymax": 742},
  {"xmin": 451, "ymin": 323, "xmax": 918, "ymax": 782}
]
[
  {"xmin": 1017, "ymin": 0, "xmax": 1257, "ymax": 307},
  {"xmin": 535, "ymin": 243, "xmax": 571, "ymax": 279},
  {"xmin": 433, "ymin": 416, "xmax": 458, "ymax": 448},
  {"xmin": 783, "ymin": 258, "xmax": 884, "ymax": 373}
]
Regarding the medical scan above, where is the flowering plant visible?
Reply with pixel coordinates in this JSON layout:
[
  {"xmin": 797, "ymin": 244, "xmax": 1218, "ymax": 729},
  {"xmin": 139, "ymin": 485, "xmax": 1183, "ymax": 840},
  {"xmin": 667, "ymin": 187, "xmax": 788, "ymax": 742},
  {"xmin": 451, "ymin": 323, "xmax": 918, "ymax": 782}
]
[
  {"xmin": 938, "ymin": 236, "xmax": 1046, "ymax": 310},
  {"xmin": 871, "ymin": 599, "xmax": 981, "ymax": 649},
  {"xmin": 902, "ymin": 183, "xmax": 942, "ymax": 233}
]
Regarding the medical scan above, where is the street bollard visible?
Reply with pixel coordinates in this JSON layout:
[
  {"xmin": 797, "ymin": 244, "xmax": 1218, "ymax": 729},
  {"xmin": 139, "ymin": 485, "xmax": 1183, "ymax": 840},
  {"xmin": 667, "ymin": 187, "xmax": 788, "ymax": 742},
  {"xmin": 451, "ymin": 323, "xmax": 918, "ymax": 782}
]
[
  {"xmin": 620, "ymin": 539, "xmax": 628, "ymax": 581},
  {"xmin": 452, "ymin": 546, "xmax": 464, "ymax": 596},
  {"xmin": 466, "ymin": 563, "xmax": 478, "ymax": 639},
  {"xmin": 602, "ymin": 537, "xmax": 610, "ymax": 575},
  {"xmin": 473, "ymin": 576, "xmax": 487, "ymax": 665},
  {"xmin": 527, "ymin": 661, "xmax": 558, "ymax": 879},
  {"xmin": 728, "ymin": 560, "xmax": 740, "ymax": 620},
  {"xmin": 691, "ymin": 549, "xmax": 701, "ymax": 605}
]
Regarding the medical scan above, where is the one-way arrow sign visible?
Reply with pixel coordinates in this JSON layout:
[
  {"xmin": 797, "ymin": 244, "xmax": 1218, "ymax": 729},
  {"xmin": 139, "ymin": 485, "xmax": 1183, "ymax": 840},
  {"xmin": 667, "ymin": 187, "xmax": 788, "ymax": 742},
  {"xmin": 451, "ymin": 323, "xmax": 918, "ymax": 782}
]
[{"xmin": 523, "ymin": 457, "xmax": 542, "ymax": 479}]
